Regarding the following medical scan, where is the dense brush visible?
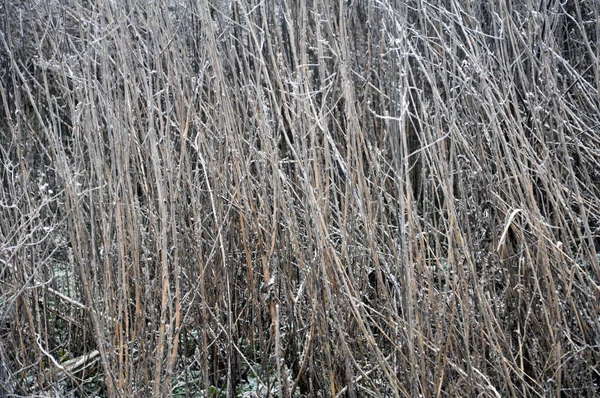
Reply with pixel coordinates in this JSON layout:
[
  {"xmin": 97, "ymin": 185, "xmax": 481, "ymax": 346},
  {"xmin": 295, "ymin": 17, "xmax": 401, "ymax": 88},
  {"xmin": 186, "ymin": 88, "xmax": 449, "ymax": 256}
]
[{"xmin": 1, "ymin": 0, "xmax": 599, "ymax": 397}]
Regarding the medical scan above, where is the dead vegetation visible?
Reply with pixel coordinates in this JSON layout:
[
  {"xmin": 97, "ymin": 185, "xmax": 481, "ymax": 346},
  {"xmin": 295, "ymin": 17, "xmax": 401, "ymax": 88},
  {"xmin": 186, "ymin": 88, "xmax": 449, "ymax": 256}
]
[{"xmin": 1, "ymin": 0, "xmax": 599, "ymax": 397}]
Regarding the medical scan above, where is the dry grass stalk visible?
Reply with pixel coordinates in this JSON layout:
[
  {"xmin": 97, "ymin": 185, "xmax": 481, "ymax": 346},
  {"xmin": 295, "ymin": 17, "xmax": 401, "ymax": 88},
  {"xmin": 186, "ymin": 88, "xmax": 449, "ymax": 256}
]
[{"xmin": 0, "ymin": 0, "xmax": 599, "ymax": 397}]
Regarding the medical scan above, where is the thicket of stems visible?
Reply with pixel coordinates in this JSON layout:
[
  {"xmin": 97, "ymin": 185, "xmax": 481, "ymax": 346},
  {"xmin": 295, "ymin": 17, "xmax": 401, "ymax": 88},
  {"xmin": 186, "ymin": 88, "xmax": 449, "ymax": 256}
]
[{"xmin": 1, "ymin": 0, "xmax": 599, "ymax": 396}]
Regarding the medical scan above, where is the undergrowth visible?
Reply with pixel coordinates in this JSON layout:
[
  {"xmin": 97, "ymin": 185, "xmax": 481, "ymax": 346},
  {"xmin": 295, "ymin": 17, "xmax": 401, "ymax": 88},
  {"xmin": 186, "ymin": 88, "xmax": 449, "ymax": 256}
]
[{"xmin": 1, "ymin": 0, "xmax": 599, "ymax": 397}]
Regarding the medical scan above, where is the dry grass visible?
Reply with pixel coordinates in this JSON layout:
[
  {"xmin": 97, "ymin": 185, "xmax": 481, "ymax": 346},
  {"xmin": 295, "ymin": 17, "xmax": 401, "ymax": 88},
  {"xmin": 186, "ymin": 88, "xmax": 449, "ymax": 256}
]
[{"xmin": 1, "ymin": 0, "xmax": 599, "ymax": 397}]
